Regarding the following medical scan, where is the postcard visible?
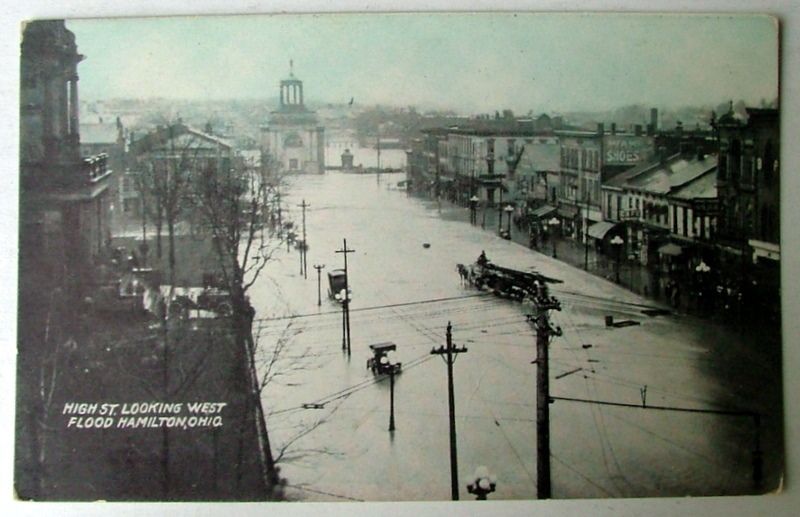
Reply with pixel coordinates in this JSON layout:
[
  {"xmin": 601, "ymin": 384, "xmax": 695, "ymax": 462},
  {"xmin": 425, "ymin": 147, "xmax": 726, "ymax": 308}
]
[{"xmin": 14, "ymin": 12, "xmax": 782, "ymax": 503}]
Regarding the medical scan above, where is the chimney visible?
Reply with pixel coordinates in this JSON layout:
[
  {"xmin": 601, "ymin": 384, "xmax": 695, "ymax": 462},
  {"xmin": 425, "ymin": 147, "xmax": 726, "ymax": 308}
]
[
  {"xmin": 634, "ymin": 124, "xmax": 643, "ymax": 136},
  {"xmin": 597, "ymin": 122, "xmax": 604, "ymax": 135},
  {"xmin": 611, "ymin": 122, "xmax": 617, "ymax": 135},
  {"xmin": 650, "ymin": 108, "xmax": 658, "ymax": 131}
]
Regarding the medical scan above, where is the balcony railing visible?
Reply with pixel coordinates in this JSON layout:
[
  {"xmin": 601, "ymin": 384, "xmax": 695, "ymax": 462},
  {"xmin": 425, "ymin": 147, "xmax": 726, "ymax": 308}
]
[{"xmin": 83, "ymin": 153, "xmax": 112, "ymax": 183}]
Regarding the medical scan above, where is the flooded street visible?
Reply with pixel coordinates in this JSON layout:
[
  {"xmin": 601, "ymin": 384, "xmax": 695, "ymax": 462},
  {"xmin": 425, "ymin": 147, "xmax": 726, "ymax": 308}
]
[{"xmin": 249, "ymin": 172, "xmax": 781, "ymax": 501}]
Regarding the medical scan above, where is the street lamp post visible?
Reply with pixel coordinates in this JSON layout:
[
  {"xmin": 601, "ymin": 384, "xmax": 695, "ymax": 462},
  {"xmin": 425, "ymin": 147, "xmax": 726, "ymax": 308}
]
[
  {"xmin": 504, "ymin": 204, "xmax": 514, "ymax": 236},
  {"xmin": 313, "ymin": 264, "xmax": 325, "ymax": 306},
  {"xmin": 497, "ymin": 188, "xmax": 504, "ymax": 234},
  {"xmin": 466, "ymin": 466, "xmax": 497, "ymax": 500},
  {"xmin": 469, "ymin": 195, "xmax": 479, "ymax": 225},
  {"xmin": 379, "ymin": 351, "xmax": 400, "ymax": 432},
  {"xmin": 548, "ymin": 217, "xmax": 560, "ymax": 259},
  {"xmin": 611, "ymin": 235, "xmax": 624, "ymax": 283},
  {"xmin": 695, "ymin": 260, "xmax": 711, "ymax": 314}
]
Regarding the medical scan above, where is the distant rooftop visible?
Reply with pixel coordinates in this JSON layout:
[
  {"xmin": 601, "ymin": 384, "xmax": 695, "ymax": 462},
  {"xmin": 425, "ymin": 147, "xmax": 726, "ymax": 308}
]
[
  {"xmin": 626, "ymin": 154, "xmax": 718, "ymax": 195},
  {"xmin": 670, "ymin": 169, "xmax": 717, "ymax": 200}
]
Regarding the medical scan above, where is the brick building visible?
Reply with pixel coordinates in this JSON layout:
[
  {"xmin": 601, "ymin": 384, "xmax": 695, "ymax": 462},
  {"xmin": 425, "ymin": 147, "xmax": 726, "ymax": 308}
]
[{"xmin": 714, "ymin": 106, "xmax": 780, "ymax": 319}]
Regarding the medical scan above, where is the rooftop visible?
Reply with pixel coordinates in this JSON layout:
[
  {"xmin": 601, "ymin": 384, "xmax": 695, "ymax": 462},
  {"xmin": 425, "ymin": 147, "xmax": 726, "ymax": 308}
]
[
  {"xmin": 130, "ymin": 124, "xmax": 233, "ymax": 155},
  {"xmin": 626, "ymin": 154, "xmax": 718, "ymax": 195},
  {"xmin": 669, "ymin": 169, "xmax": 717, "ymax": 200},
  {"xmin": 603, "ymin": 153, "xmax": 681, "ymax": 189}
]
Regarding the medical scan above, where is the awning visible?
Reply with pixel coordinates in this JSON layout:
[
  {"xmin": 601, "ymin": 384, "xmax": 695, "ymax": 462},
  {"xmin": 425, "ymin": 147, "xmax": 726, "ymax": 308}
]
[
  {"xmin": 587, "ymin": 221, "xmax": 618, "ymax": 240},
  {"xmin": 658, "ymin": 243, "xmax": 684, "ymax": 256},
  {"xmin": 557, "ymin": 206, "xmax": 579, "ymax": 219},
  {"xmin": 530, "ymin": 204, "xmax": 557, "ymax": 219}
]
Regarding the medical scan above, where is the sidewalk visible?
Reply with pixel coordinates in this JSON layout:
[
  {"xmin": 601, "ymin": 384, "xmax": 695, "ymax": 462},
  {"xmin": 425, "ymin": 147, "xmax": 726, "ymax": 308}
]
[{"xmin": 432, "ymin": 197, "xmax": 682, "ymax": 311}]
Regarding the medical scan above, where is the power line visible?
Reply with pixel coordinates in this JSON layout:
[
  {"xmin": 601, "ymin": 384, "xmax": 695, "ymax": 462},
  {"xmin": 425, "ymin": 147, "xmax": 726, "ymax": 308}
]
[
  {"xmin": 253, "ymin": 292, "xmax": 490, "ymax": 323},
  {"xmin": 551, "ymin": 395, "xmax": 758, "ymax": 417}
]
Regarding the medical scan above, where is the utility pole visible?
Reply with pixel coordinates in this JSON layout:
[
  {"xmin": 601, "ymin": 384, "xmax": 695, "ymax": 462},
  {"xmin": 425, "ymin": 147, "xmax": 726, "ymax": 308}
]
[
  {"xmin": 529, "ymin": 286, "xmax": 562, "ymax": 499},
  {"xmin": 297, "ymin": 199, "xmax": 310, "ymax": 279},
  {"xmin": 313, "ymin": 264, "xmax": 325, "ymax": 306},
  {"xmin": 431, "ymin": 321, "xmax": 468, "ymax": 501},
  {"xmin": 335, "ymin": 239, "xmax": 355, "ymax": 354}
]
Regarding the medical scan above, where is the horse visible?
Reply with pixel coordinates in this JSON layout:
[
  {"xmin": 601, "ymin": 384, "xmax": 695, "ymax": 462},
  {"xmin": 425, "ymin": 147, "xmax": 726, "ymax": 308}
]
[{"xmin": 456, "ymin": 263, "xmax": 468, "ymax": 285}]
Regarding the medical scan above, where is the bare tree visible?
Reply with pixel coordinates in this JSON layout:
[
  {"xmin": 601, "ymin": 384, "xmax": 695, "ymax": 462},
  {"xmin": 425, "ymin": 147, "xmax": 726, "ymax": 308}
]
[
  {"xmin": 190, "ymin": 152, "xmax": 286, "ymax": 497},
  {"xmin": 131, "ymin": 122, "xmax": 199, "ymax": 284}
]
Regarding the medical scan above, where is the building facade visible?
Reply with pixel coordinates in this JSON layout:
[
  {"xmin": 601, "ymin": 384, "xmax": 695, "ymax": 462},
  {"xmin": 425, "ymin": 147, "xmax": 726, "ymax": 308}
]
[
  {"xmin": 261, "ymin": 63, "xmax": 325, "ymax": 174},
  {"xmin": 441, "ymin": 116, "xmax": 559, "ymax": 206},
  {"xmin": 714, "ymin": 106, "xmax": 780, "ymax": 320},
  {"xmin": 125, "ymin": 123, "xmax": 235, "ymax": 219},
  {"xmin": 20, "ymin": 20, "xmax": 114, "ymax": 297},
  {"xmin": 555, "ymin": 126, "xmax": 655, "ymax": 242}
]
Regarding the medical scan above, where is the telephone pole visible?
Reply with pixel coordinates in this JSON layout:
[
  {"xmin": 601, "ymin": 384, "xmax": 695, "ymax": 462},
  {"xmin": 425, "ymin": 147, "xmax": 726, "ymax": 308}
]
[
  {"xmin": 335, "ymin": 239, "xmax": 355, "ymax": 354},
  {"xmin": 528, "ymin": 286, "xmax": 562, "ymax": 500},
  {"xmin": 297, "ymin": 199, "xmax": 310, "ymax": 279},
  {"xmin": 431, "ymin": 321, "xmax": 468, "ymax": 500}
]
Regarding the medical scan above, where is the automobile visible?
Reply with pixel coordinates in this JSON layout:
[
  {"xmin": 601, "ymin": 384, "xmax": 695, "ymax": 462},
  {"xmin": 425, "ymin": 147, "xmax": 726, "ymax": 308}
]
[
  {"xmin": 327, "ymin": 268, "xmax": 349, "ymax": 301},
  {"xmin": 366, "ymin": 342, "xmax": 402, "ymax": 375}
]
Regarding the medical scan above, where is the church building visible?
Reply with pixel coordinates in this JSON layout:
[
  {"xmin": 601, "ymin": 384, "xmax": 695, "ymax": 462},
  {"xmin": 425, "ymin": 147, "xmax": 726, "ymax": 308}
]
[{"xmin": 261, "ymin": 62, "xmax": 325, "ymax": 174}]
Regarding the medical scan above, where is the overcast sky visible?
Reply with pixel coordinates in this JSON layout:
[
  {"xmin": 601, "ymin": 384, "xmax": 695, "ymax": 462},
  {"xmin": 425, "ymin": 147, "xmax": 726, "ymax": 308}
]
[{"xmin": 67, "ymin": 13, "xmax": 778, "ymax": 113}]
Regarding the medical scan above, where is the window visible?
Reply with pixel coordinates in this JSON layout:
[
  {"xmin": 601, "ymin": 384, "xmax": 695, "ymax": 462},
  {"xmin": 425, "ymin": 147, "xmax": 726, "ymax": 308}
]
[{"xmin": 289, "ymin": 158, "xmax": 298, "ymax": 170}]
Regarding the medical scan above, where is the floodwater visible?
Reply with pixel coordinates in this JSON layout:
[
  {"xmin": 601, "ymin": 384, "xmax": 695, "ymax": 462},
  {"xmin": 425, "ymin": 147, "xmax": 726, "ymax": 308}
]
[
  {"xmin": 248, "ymin": 172, "xmax": 782, "ymax": 502},
  {"xmin": 324, "ymin": 142, "xmax": 407, "ymax": 169}
]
